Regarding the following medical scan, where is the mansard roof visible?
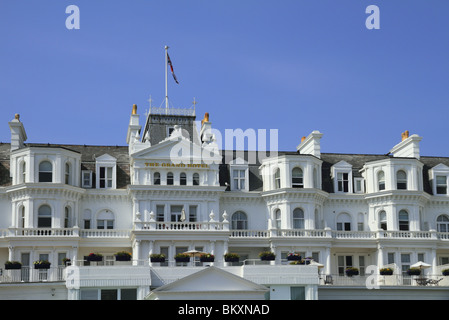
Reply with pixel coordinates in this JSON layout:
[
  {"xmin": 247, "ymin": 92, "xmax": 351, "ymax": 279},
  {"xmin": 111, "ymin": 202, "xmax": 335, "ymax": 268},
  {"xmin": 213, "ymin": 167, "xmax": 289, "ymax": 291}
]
[{"xmin": 2, "ymin": 142, "xmax": 449, "ymax": 195}]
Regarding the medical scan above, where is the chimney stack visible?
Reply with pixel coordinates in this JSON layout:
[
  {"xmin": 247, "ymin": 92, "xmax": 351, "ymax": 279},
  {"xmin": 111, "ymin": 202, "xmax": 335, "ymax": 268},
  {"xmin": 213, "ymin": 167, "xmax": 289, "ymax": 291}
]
[{"xmin": 9, "ymin": 114, "xmax": 27, "ymax": 151}]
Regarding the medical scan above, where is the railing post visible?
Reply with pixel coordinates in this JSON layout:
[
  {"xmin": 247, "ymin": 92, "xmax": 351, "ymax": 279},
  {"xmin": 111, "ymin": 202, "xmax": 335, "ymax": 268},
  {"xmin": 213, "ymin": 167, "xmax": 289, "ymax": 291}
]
[
  {"xmin": 148, "ymin": 211, "xmax": 156, "ymax": 230},
  {"xmin": 222, "ymin": 211, "xmax": 229, "ymax": 231},
  {"xmin": 325, "ymin": 227, "xmax": 332, "ymax": 238},
  {"xmin": 209, "ymin": 210, "xmax": 216, "ymax": 230}
]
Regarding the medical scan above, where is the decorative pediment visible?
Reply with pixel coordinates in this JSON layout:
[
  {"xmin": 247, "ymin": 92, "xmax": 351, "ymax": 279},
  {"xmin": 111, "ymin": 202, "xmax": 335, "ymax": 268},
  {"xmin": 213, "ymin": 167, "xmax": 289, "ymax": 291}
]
[
  {"xmin": 95, "ymin": 153, "xmax": 117, "ymax": 162},
  {"xmin": 229, "ymin": 157, "xmax": 248, "ymax": 165},
  {"xmin": 147, "ymin": 266, "xmax": 268, "ymax": 299},
  {"xmin": 431, "ymin": 163, "xmax": 449, "ymax": 173},
  {"xmin": 131, "ymin": 135, "xmax": 221, "ymax": 165}
]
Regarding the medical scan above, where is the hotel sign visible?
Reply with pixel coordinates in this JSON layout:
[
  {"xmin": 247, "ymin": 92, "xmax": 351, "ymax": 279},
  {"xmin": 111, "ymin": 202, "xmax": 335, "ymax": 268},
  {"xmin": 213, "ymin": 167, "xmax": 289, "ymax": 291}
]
[{"xmin": 144, "ymin": 162, "xmax": 209, "ymax": 168}]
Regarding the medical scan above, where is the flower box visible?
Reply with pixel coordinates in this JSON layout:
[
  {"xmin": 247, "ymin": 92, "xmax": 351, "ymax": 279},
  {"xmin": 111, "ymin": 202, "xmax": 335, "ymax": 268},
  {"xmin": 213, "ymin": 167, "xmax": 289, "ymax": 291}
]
[
  {"xmin": 87, "ymin": 253, "xmax": 103, "ymax": 262},
  {"xmin": 259, "ymin": 251, "xmax": 275, "ymax": 261},
  {"xmin": 287, "ymin": 253, "xmax": 302, "ymax": 261},
  {"xmin": 62, "ymin": 258, "xmax": 71, "ymax": 266},
  {"xmin": 380, "ymin": 268, "xmax": 393, "ymax": 275},
  {"xmin": 200, "ymin": 254, "xmax": 215, "ymax": 262},
  {"xmin": 150, "ymin": 254, "xmax": 166, "ymax": 263},
  {"xmin": 407, "ymin": 268, "xmax": 421, "ymax": 276},
  {"xmin": 115, "ymin": 251, "xmax": 132, "ymax": 261},
  {"xmin": 224, "ymin": 253, "xmax": 240, "ymax": 263},
  {"xmin": 5, "ymin": 261, "xmax": 22, "ymax": 270},
  {"xmin": 345, "ymin": 267, "xmax": 359, "ymax": 277},
  {"xmin": 34, "ymin": 260, "xmax": 51, "ymax": 269},
  {"xmin": 174, "ymin": 254, "xmax": 190, "ymax": 263}
]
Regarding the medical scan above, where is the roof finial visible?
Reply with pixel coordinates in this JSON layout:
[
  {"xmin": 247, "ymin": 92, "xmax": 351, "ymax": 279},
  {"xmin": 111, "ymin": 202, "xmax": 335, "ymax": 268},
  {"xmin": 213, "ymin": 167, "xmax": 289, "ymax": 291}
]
[{"xmin": 132, "ymin": 104, "xmax": 137, "ymax": 115}]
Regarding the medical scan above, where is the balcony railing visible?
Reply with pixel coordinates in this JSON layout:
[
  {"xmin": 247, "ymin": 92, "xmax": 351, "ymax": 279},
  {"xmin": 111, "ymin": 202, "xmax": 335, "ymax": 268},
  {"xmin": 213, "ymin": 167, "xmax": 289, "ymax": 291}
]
[
  {"xmin": 1, "ymin": 227, "xmax": 449, "ymax": 242},
  {"xmin": 231, "ymin": 229, "xmax": 449, "ymax": 240},
  {"xmin": 0, "ymin": 266, "xmax": 66, "ymax": 283},
  {"xmin": 319, "ymin": 274, "xmax": 449, "ymax": 287},
  {"xmin": 137, "ymin": 221, "xmax": 228, "ymax": 231}
]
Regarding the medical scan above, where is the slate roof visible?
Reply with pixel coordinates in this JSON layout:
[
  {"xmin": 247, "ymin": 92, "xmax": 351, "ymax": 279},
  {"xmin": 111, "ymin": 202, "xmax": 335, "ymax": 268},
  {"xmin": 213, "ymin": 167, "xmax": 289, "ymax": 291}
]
[{"xmin": 1, "ymin": 142, "xmax": 449, "ymax": 195}]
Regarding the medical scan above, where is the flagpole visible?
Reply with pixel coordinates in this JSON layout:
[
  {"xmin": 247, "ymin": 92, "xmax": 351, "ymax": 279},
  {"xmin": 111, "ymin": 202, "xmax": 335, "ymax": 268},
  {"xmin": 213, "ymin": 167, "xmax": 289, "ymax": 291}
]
[{"xmin": 165, "ymin": 45, "xmax": 168, "ymax": 114}]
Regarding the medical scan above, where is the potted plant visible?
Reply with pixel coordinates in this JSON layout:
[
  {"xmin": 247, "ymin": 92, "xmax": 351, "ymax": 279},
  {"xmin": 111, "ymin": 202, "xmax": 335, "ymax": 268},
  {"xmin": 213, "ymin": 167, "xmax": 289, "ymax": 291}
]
[
  {"xmin": 87, "ymin": 253, "xmax": 103, "ymax": 262},
  {"xmin": 62, "ymin": 258, "xmax": 71, "ymax": 266},
  {"xmin": 115, "ymin": 251, "xmax": 132, "ymax": 261},
  {"xmin": 174, "ymin": 253, "xmax": 190, "ymax": 263},
  {"xmin": 34, "ymin": 260, "xmax": 51, "ymax": 269},
  {"xmin": 380, "ymin": 267, "xmax": 393, "ymax": 275},
  {"xmin": 200, "ymin": 253, "xmax": 215, "ymax": 262},
  {"xmin": 150, "ymin": 254, "xmax": 166, "ymax": 263},
  {"xmin": 345, "ymin": 267, "xmax": 359, "ymax": 277},
  {"xmin": 442, "ymin": 269, "xmax": 449, "ymax": 276},
  {"xmin": 5, "ymin": 261, "xmax": 22, "ymax": 270},
  {"xmin": 287, "ymin": 253, "xmax": 302, "ymax": 261},
  {"xmin": 259, "ymin": 251, "xmax": 275, "ymax": 261},
  {"xmin": 224, "ymin": 253, "xmax": 240, "ymax": 263},
  {"xmin": 407, "ymin": 267, "xmax": 421, "ymax": 276}
]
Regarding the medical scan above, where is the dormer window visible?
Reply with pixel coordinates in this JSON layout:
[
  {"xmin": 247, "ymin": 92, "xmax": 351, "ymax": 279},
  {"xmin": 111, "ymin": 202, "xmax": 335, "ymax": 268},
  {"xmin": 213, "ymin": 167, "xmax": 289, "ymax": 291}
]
[
  {"xmin": 337, "ymin": 173, "xmax": 349, "ymax": 192},
  {"xmin": 436, "ymin": 176, "xmax": 448, "ymax": 195},
  {"xmin": 99, "ymin": 167, "xmax": 113, "ymax": 188},
  {"xmin": 229, "ymin": 158, "xmax": 249, "ymax": 192},
  {"xmin": 233, "ymin": 169, "xmax": 246, "ymax": 190},
  {"xmin": 430, "ymin": 164, "xmax": 449, "ymax": 196},
  {"xmin": 331, "ymin": 161, "xmax": 353, "ymax": 193},
  {"xmin": 95, "ymin": 154, "xmax": 117, "ymax": 189}
]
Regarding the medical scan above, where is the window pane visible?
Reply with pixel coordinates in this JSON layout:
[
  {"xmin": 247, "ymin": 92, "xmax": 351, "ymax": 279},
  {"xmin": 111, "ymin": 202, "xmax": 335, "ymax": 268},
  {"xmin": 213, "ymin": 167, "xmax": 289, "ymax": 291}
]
[
  {"xmin": 101, "ymin": 289, "xmax": 117, "ymax": 300},
  {"xmin": 290, "ymin": 287, "xmax": 305, "ymax": 300},
  {"xmin": 121, "ymin": 289, "xmax": 137, "ymax": 300}
]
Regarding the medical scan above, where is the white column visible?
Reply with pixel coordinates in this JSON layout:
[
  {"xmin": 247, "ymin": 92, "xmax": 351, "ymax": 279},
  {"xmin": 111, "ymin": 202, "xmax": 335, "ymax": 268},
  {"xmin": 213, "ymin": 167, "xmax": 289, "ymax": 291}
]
[{"xmin": 324, "ymin": 246, "xmax": 331, "ymax": 275}]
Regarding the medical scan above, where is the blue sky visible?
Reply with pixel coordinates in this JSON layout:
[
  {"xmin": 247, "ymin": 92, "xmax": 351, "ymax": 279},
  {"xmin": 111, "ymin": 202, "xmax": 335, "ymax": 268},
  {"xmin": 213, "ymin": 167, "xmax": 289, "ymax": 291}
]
[{"xmin": 1, "ymin": 1, "xmax": 448, "ymax": 156}]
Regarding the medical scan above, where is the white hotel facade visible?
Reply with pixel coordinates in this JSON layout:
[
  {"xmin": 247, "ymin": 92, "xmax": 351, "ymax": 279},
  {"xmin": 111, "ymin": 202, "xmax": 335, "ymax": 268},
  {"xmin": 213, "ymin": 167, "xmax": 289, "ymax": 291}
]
[{"xmin": 1, "ymin": 104, "xmax": 449, "ymax": 300}]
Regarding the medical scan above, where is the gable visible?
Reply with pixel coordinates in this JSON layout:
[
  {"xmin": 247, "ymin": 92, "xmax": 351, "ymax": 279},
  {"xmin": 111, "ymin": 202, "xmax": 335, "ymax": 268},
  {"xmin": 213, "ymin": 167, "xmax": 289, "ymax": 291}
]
[
  {"xmin": 152, "ymin": 267, "xmax": 268, "ymax": 293},
  {"xmin": 131, "ymin": 136, "xmax": 221, "ymax": 164}
]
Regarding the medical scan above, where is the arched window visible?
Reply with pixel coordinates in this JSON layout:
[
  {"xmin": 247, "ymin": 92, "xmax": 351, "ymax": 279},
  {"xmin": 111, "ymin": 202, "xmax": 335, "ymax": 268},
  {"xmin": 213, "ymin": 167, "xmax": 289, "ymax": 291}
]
[
  {"xmin": 64, "ymin": 206, "xmax": 71, "ymax": 228},
  {"xmin": 231, "ymin": 211, "xmax": 248, "ymax": 230},
  {"xmin": 397, "ymin": 170, "xmax": 407, "ymax": 190},
  {"xmin": 337, "ymin": 213, "xmax": 351, "ymax": 231},
  {"xmin": 398, "ymin": 210, "xmax": 409, "ymax": 231},
  {"xmin": 167, "ymin": 172, "xmax": 174, "ymax": 185},
  {"xmin": 293, "ymin": 208, "xmax": 305, "ymax": 229},
  {"xmin": 292, "ymin": 167, "xmax": 304, "ymax": 188},
  {"xmin": 180, "ymin": 172, "xmax": 187, "ymax": 185},
  {"xmin": 20, "ymin": 206, "xmax": 26, "ymax": 228},
  {"xmin": 379, "ymin": 210, "xmax": 387, "ymax": 230},
  {"xmin": 313, "ymin": 168, "xmax": 318, "ymax": 189},
  {"xmin": 377, "ymin": 171, "xmax": 385, "ymax": 191},
  {"xmin": 193, "ymin": 173, "xmax": 200, "ymax": 186},
  {"xmin": 38, "ymin": 205, "xmax": 52, "ymax": 228},
  {"xmin": 65, "ymin": 163, "xmax": 71, "ymax": 185},
  {"xmin": 154, "ymin": 172, "xmax": 161, "ymax": 185},
  {"xmin": 437, "ymin": 215, "xmax": 449, "ymax": 232},
  {"xmin": 275, "ymin": 209, "xmax": 281, "ymax": 229},
  {"xmin": 274, "ymin": 168, "xmax": 281, "ymax": 189},
  {"xmin": 97, "ymin": 210, "xmax": 114, "ymax": 229},
  {"xmin": 39, "ymin": 161, "xmax": 53, "ymax": 182},
  {"xmin": 20, "ymin": 161, "xmax": 26, "ymax": 183}
]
